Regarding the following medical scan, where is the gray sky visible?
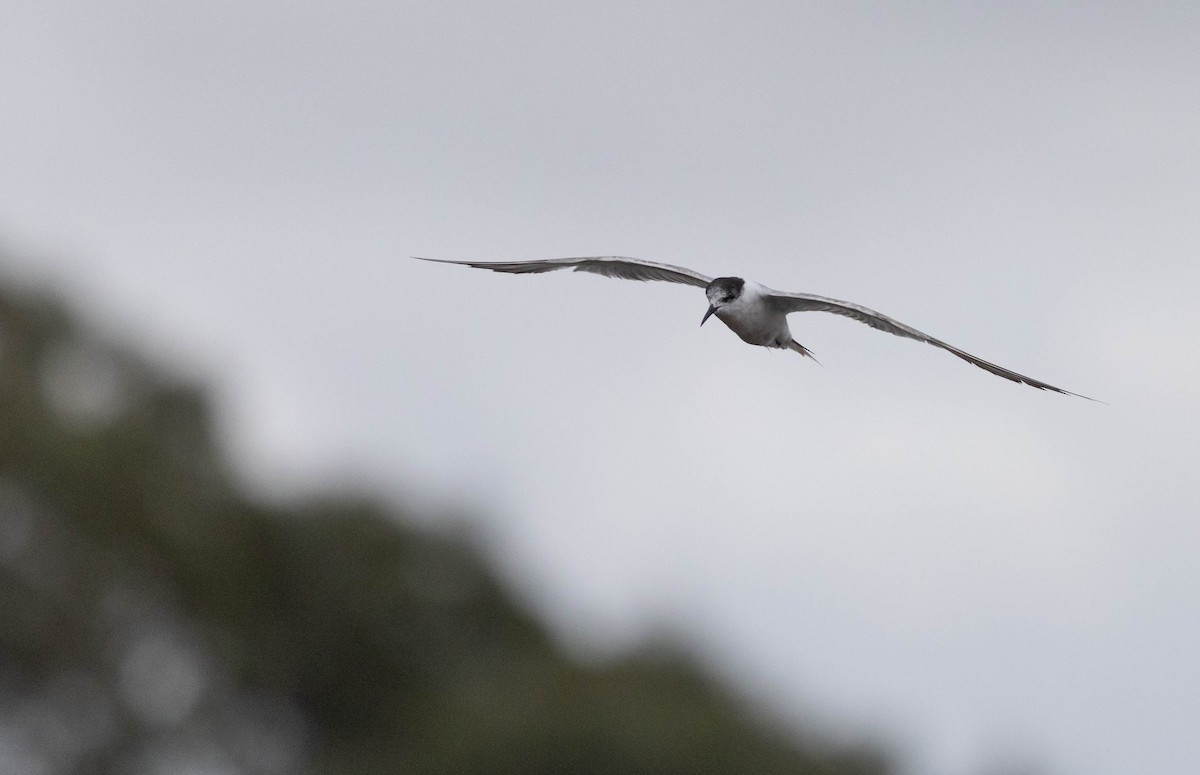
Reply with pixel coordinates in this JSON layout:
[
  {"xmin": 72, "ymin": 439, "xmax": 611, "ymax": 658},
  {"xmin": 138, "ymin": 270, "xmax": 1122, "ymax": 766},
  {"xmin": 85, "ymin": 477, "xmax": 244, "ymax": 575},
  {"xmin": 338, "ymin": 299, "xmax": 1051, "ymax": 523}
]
[{"xmin": 3, "ymin": 2, "xmax": 1199, "ymax": 773}]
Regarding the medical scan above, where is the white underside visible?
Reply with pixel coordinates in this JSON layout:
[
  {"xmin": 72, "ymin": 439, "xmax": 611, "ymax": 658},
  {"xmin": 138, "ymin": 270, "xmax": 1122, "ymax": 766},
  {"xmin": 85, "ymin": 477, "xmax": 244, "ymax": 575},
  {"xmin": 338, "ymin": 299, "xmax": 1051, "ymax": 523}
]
[{"xmin": 713, "ymin": 281, "xmax": 793, "ymax": 348}]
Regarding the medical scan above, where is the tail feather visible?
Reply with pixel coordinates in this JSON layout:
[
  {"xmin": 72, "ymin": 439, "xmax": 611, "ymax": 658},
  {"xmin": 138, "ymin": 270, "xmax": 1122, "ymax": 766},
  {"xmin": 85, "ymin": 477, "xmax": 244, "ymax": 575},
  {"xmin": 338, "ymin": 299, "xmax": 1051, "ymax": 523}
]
[{"xmin": 787, "ymin": 339, "xmax": 820, "ymax": 363}]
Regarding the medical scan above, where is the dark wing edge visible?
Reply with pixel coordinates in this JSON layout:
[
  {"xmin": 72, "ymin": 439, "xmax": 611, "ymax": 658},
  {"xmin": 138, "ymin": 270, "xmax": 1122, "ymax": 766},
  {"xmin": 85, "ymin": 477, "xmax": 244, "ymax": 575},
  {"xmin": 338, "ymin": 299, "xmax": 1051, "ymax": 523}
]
[
  {"xmin": 765, "ymin": 290, "xmax": 1097, "ymax": 400},
  {"xmin": 412, "ymin": 256, "xmax": 712, "ymax": 288}
]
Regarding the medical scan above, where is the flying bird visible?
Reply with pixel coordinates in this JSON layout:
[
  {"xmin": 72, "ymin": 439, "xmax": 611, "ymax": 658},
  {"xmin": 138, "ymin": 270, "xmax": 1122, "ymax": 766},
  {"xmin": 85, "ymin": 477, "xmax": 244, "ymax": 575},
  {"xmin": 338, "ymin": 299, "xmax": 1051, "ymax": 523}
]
[{"xmin": 414, "ymin": 255, "xmax": 1090, "ymax": 398}]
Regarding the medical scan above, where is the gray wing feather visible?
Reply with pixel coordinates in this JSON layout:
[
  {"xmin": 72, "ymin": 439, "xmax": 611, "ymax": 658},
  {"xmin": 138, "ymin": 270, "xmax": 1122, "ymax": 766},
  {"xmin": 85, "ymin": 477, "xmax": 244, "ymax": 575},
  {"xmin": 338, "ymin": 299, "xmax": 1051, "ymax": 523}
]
[
  {"xmin": 766, "ymin": 290, "xmax": 1092, "ymax": 398},
  {"xmin": 413, "ymin": 256, "xmax": 712, "ymax": 288}
]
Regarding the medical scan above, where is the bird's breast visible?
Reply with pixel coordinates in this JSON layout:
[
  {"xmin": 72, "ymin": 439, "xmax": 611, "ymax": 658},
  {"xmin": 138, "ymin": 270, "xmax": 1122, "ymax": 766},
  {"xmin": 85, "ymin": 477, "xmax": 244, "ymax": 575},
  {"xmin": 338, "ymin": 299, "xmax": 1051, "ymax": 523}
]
[{"xmin": 715, "ymin": 305, "xmax": 792, "ymax": 349}]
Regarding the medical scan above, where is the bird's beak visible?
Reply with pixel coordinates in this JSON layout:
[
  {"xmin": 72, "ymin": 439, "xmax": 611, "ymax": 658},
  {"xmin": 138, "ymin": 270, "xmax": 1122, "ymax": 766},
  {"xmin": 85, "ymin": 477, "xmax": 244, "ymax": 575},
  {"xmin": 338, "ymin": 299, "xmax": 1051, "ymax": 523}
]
[{"xmin": 701, "ymin": 304, "xmax": 717, "ymax": 327}]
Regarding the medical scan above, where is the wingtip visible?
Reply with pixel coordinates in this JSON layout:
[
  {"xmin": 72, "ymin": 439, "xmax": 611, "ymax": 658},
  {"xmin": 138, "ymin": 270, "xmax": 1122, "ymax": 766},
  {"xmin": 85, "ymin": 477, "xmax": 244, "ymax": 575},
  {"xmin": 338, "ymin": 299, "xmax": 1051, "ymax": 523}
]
[
  {"xmin": 412, "ymin": 256, "xmax": 466, "ymax": 266},
  {"xmin": 1040, "ymin": 383, "xmax": 1102, "ymax": 403}
]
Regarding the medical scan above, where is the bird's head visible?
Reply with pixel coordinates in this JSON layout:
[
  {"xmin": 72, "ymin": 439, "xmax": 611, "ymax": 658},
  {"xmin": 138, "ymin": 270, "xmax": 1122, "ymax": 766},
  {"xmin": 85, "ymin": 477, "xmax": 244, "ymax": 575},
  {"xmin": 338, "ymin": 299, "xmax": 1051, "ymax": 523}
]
[{"xmin": 701, "ymin": 277, "xmax": 745, "ymax": 326}]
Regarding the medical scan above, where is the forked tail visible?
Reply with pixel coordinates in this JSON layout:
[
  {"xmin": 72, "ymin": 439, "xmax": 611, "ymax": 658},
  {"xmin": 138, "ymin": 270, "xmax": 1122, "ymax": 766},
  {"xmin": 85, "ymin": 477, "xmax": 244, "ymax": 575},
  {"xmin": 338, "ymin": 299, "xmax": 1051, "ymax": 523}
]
[{"xmin": 788, "ymin": 339, "xmax": 820, "ymax": 363}]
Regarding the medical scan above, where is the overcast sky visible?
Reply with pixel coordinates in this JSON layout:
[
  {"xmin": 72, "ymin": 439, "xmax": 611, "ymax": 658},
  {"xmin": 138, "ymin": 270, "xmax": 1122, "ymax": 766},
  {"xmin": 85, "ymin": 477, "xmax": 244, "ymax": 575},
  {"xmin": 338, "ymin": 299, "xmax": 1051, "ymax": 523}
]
[{"xmin": 3, "ymin": 3, "xmax": 1200, "ymax": 774}]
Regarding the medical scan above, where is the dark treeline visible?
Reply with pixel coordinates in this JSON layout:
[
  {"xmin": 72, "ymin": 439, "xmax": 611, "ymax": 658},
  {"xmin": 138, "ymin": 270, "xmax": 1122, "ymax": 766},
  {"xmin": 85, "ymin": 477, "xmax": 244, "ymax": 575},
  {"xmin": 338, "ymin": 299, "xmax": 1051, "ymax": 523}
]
[{"xmin": 0, "ymin": 262, "xmax": 890, "ymax": 774}]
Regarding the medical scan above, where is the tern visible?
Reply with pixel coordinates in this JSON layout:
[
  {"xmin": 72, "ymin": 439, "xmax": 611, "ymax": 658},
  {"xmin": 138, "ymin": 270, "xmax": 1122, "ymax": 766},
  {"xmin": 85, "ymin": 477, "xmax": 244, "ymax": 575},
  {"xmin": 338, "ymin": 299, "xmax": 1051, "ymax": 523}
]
[{"xmin": 415, "ymin": 255, "xmax": 1089, "ymax": 398}]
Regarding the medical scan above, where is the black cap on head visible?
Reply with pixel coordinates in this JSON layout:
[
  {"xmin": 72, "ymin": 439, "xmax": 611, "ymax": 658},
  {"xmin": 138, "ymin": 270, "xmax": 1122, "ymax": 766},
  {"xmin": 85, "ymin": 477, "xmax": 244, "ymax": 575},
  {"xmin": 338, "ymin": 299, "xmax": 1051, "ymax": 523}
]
[{"xmin": 705, "ymin": 277, "xmax": 745, "ymax": 302}]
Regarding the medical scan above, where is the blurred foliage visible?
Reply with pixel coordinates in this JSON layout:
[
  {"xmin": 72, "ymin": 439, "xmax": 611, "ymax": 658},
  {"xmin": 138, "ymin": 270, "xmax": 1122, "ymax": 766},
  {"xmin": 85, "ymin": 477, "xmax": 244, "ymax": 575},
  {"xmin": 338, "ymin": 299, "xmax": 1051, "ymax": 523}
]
[{"xmin": 0, "ymin": 266, "xmax": 891, "ymax": 775}]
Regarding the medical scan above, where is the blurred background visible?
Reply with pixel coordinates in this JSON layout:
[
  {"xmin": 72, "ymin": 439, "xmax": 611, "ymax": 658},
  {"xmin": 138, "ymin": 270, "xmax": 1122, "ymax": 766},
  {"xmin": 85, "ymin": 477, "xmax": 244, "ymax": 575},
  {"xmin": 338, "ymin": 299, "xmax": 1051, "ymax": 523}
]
[{"xmin": 2, "ymin": 2, "xmax": 1199, "ymax": 774}]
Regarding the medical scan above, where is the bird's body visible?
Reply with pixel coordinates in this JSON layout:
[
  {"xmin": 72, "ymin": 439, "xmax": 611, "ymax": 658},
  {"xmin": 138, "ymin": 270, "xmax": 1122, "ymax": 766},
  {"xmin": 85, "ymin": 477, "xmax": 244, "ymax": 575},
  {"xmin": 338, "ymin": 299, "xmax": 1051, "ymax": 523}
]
[
  {"xmin": 414, "ymin": 255, "xmax": 1090, "ymax": 399},
  {"xmin": 709, "ymin": 278, "xmax": 799, "ymax": 350}
]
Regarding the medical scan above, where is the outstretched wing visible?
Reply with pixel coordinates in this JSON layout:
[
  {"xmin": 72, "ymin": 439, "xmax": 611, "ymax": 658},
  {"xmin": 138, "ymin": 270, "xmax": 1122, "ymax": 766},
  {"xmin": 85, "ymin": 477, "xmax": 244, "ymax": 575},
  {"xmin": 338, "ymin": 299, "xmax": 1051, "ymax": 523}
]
[
  {"xmin": 765, "ymin": 289, "xmax": 1092, "ymax": 399},
  {"xmin": 413, "ymin": 256, "xmax": 712, "ymax": 288}
]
